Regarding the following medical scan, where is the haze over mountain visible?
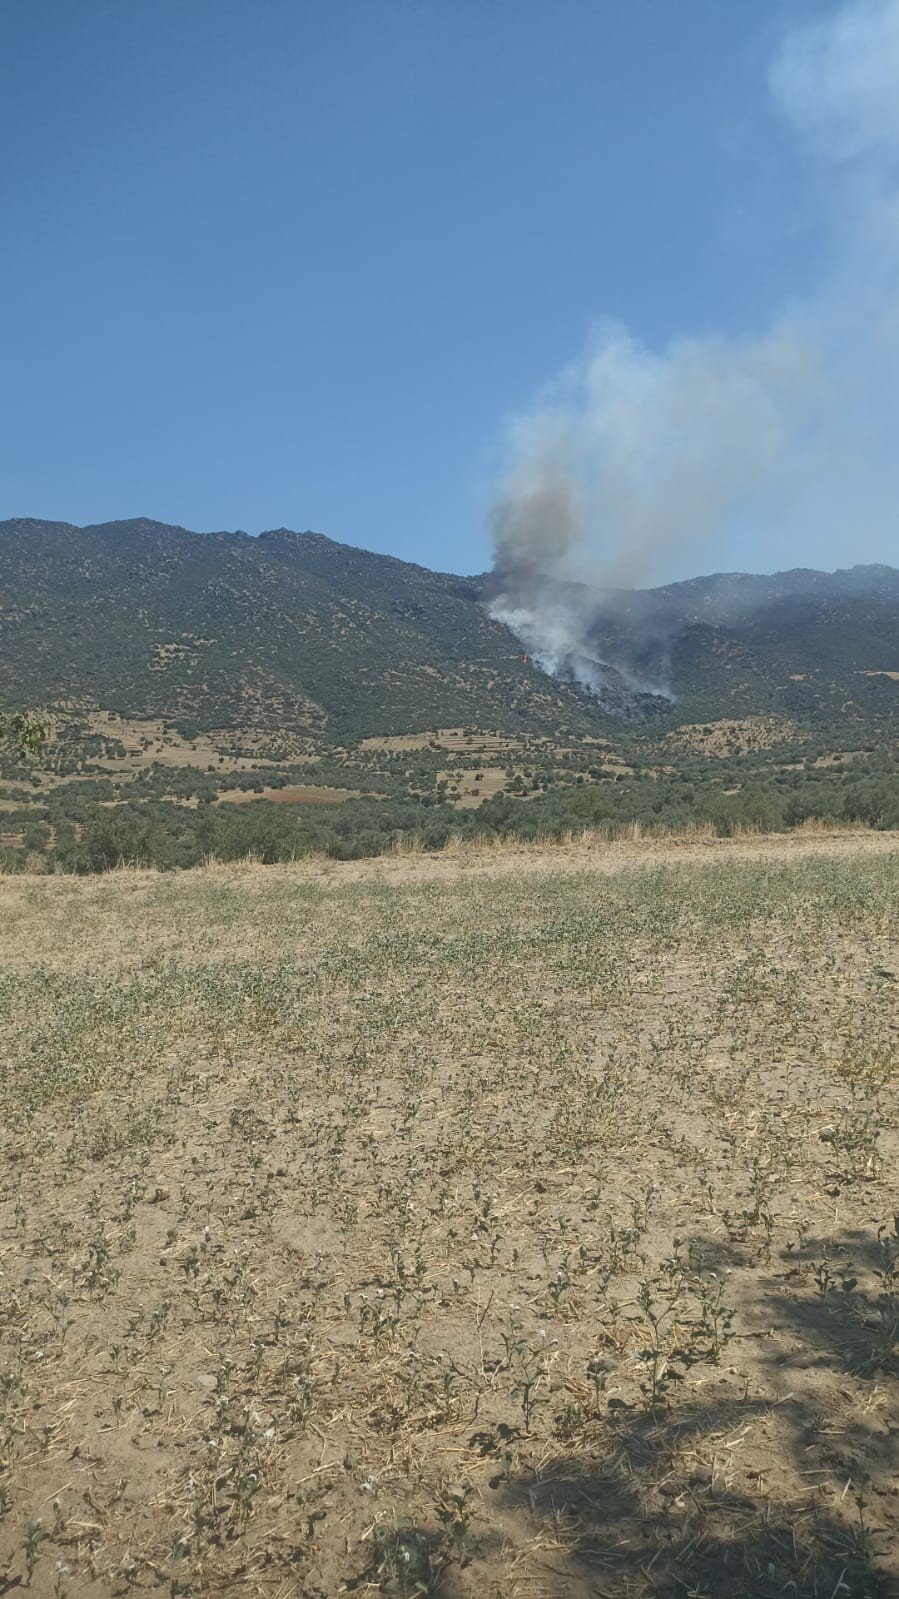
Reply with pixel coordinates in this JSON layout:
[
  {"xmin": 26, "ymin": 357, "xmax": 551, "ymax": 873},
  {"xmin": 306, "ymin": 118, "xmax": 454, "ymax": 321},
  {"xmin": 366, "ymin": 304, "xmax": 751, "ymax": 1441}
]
[{"xmin": 2, "ymin": 518, "xmax": 898, "ymax": 745}]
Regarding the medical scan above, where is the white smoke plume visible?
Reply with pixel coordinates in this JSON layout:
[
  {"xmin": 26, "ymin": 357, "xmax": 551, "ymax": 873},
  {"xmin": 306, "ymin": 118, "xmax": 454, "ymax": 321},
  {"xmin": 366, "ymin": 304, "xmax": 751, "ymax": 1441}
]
[{"xmin": 490, "ymin": 0, "xmax": 899, "ymax": 696}]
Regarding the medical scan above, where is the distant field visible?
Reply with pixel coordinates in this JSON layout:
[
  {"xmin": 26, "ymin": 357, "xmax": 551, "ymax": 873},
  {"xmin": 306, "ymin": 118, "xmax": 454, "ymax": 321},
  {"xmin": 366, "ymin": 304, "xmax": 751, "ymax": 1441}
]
[
  {"xmin": 216, "ymin": 784, "xmax": 367, "ymax": 807},
  {"xmin": 1, "ymin": 833, "xmax": 898, "ymax": 1597},
  {"xmin": 360, "ymin": 728, "xmax": 533, "ymax": 754},
  {"xmin": 4, "ymin": 699, "xmax": 896, "ymax": 881},
  {"xmin": 437, "ymin": 766, "xmax": 509, "ymax": 807},
  {"xmin": 60, "ymin": 713, "xmax": 266, "ymax": 772},
  {"xmin": 32, "ymin": 713, "xmax": 321, "ymax": 782},
  {"xmin": 663, "ymin": 716, "xmax": 798, "ymax": 757}
]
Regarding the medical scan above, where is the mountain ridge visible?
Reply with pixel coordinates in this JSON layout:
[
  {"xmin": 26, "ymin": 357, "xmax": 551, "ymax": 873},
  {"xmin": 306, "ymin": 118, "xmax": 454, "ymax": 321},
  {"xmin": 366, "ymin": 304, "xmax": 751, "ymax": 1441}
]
[{"xmin": 2, "ymin": 517, "xmax": 898, "ymax": 742}]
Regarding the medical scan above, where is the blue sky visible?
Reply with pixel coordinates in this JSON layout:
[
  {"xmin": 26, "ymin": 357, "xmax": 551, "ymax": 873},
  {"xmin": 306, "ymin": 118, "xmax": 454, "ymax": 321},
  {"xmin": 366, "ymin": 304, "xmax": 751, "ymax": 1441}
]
[{"xmin": 2, "ymin": 0, "xmax": 893, "ymax": 579}]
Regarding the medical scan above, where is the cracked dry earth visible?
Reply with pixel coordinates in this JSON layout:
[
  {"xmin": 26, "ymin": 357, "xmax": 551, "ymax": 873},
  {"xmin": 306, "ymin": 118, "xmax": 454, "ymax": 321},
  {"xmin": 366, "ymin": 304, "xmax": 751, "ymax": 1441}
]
[{"xmin": 1, "ymin": 832, "xmax": 898, "ymax": 1597}]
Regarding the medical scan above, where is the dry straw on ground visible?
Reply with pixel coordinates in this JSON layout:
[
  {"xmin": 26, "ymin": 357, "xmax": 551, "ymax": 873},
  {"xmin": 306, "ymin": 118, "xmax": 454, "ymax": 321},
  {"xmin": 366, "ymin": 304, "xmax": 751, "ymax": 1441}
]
[{"xmin": 1, "ymin": 831, "xmax": 898, "ymax": 1596}]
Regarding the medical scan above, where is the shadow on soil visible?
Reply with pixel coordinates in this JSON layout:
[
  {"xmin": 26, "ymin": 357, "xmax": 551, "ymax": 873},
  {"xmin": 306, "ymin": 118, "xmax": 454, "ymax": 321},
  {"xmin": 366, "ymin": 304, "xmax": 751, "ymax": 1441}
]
[{"xmin": 491, "ymin": 1225, "xmax": 899, "ymax": 1599}]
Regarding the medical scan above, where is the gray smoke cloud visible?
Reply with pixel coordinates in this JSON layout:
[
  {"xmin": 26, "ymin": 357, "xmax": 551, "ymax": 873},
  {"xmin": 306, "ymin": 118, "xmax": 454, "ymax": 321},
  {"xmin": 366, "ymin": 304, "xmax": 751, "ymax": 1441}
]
[{"xmin": 490, "ymin": 0, "xmax": 899, "ymax": 696}]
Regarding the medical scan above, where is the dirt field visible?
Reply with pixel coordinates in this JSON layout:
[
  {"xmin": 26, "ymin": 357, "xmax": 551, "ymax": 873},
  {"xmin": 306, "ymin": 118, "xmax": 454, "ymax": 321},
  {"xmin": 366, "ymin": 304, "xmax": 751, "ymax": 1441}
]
[
  {"xmin": 216, "ymin": 785, "xmax": 366, "ymax": 807},
  {"xmin": 359, "ymin": 730, "xmax": 530, "ymax": 755},
  {"xmin": 1, "ymin": 832, "xmax": 898, "ymax": 1597},
  {"xmin": 31, "ymin": 714, "xmax": 321, "ymax": 786},
  {"xmin": 436, "ymin": 768, "xmax": 510, "ymax": 808},
  {"xmin": 662, "ymin": 718, "xmax": 798, "ymax": 757}
]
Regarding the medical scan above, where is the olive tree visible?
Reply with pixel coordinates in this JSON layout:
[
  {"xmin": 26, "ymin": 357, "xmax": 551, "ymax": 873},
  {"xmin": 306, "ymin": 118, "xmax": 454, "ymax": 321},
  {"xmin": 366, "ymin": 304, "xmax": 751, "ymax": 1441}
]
[{"xmin": 0, "ymin": 709, "xmax": 45, "ymax": 756}]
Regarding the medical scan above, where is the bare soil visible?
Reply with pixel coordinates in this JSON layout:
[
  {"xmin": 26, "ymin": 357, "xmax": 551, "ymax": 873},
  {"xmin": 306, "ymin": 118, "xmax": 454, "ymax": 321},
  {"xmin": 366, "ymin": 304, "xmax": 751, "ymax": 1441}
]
[
  {"xmin": 663, "ymin": 717, "xmax": 798, "ymax": 757},
  {"xmin": 216, "ymin": 785, "xmax": 366, "ymax": 807},
  {"xmin": 1, "ymin": 831, "xmax": 898, "ymax": 1597}
]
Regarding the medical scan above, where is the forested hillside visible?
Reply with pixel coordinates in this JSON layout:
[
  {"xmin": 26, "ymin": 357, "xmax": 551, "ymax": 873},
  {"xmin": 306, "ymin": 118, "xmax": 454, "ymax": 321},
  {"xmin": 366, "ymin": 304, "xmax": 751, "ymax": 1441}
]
[
  {"xmin": 3, "ymin": 519, "xmax": 899, "ymax": 742},
  {"xmin": 1, "ymin": 519, "xmax": 897, "ymax": 872}
]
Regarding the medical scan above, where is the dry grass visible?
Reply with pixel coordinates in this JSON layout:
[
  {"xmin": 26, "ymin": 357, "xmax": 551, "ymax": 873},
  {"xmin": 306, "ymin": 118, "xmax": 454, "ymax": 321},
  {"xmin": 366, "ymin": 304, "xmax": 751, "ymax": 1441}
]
[
  {"xmin": 1, "ymin": 835, "xmax": 898, "ymax": 1597},
  {"xmin": 216, "ymin": 785, "xmax": 367, "ymax": 807},
  {"xmin": 319, "ymin": 820, "xmax": 896, "ymax": 880},
  {"xmin": 31, "ymin": 713, "xmax": 320, "ymax": 786},
  {"xmin": 663, "ymin": 717, "xmax": 798, "ymax": 757},
  {"xmin": 435, "ymin": 767, "xmax": 509, "ymax": 808},
  {"xmin": 359, "ymin": 729, "xmax": 530, "ymax": 755}
]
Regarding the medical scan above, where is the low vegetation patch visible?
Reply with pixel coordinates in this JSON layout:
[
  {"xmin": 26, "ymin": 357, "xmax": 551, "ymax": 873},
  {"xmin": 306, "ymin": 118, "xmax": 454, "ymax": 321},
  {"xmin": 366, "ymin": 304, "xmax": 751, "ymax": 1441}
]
[
  {"xmin": 664, "ymin": 716, "xmax": 799, "ymax": 757},
  {"xmin": 1, "ymin": 712, "xmax": 898, "ymax": 873}
]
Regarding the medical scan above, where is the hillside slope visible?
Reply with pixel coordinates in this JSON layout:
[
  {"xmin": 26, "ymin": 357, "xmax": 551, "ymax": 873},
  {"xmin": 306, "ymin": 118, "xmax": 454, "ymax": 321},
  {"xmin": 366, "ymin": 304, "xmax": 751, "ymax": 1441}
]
[
  {"xmin": 523, "ymin": 563, "xmax": 899, "ymax": 734},
  {"xmin": 0, "ymin": 518, "xmax": 610, "ymax": 741},
  {"xmin": 2, "ymin": 517, "xmax": 898, "ymax": 741}
]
